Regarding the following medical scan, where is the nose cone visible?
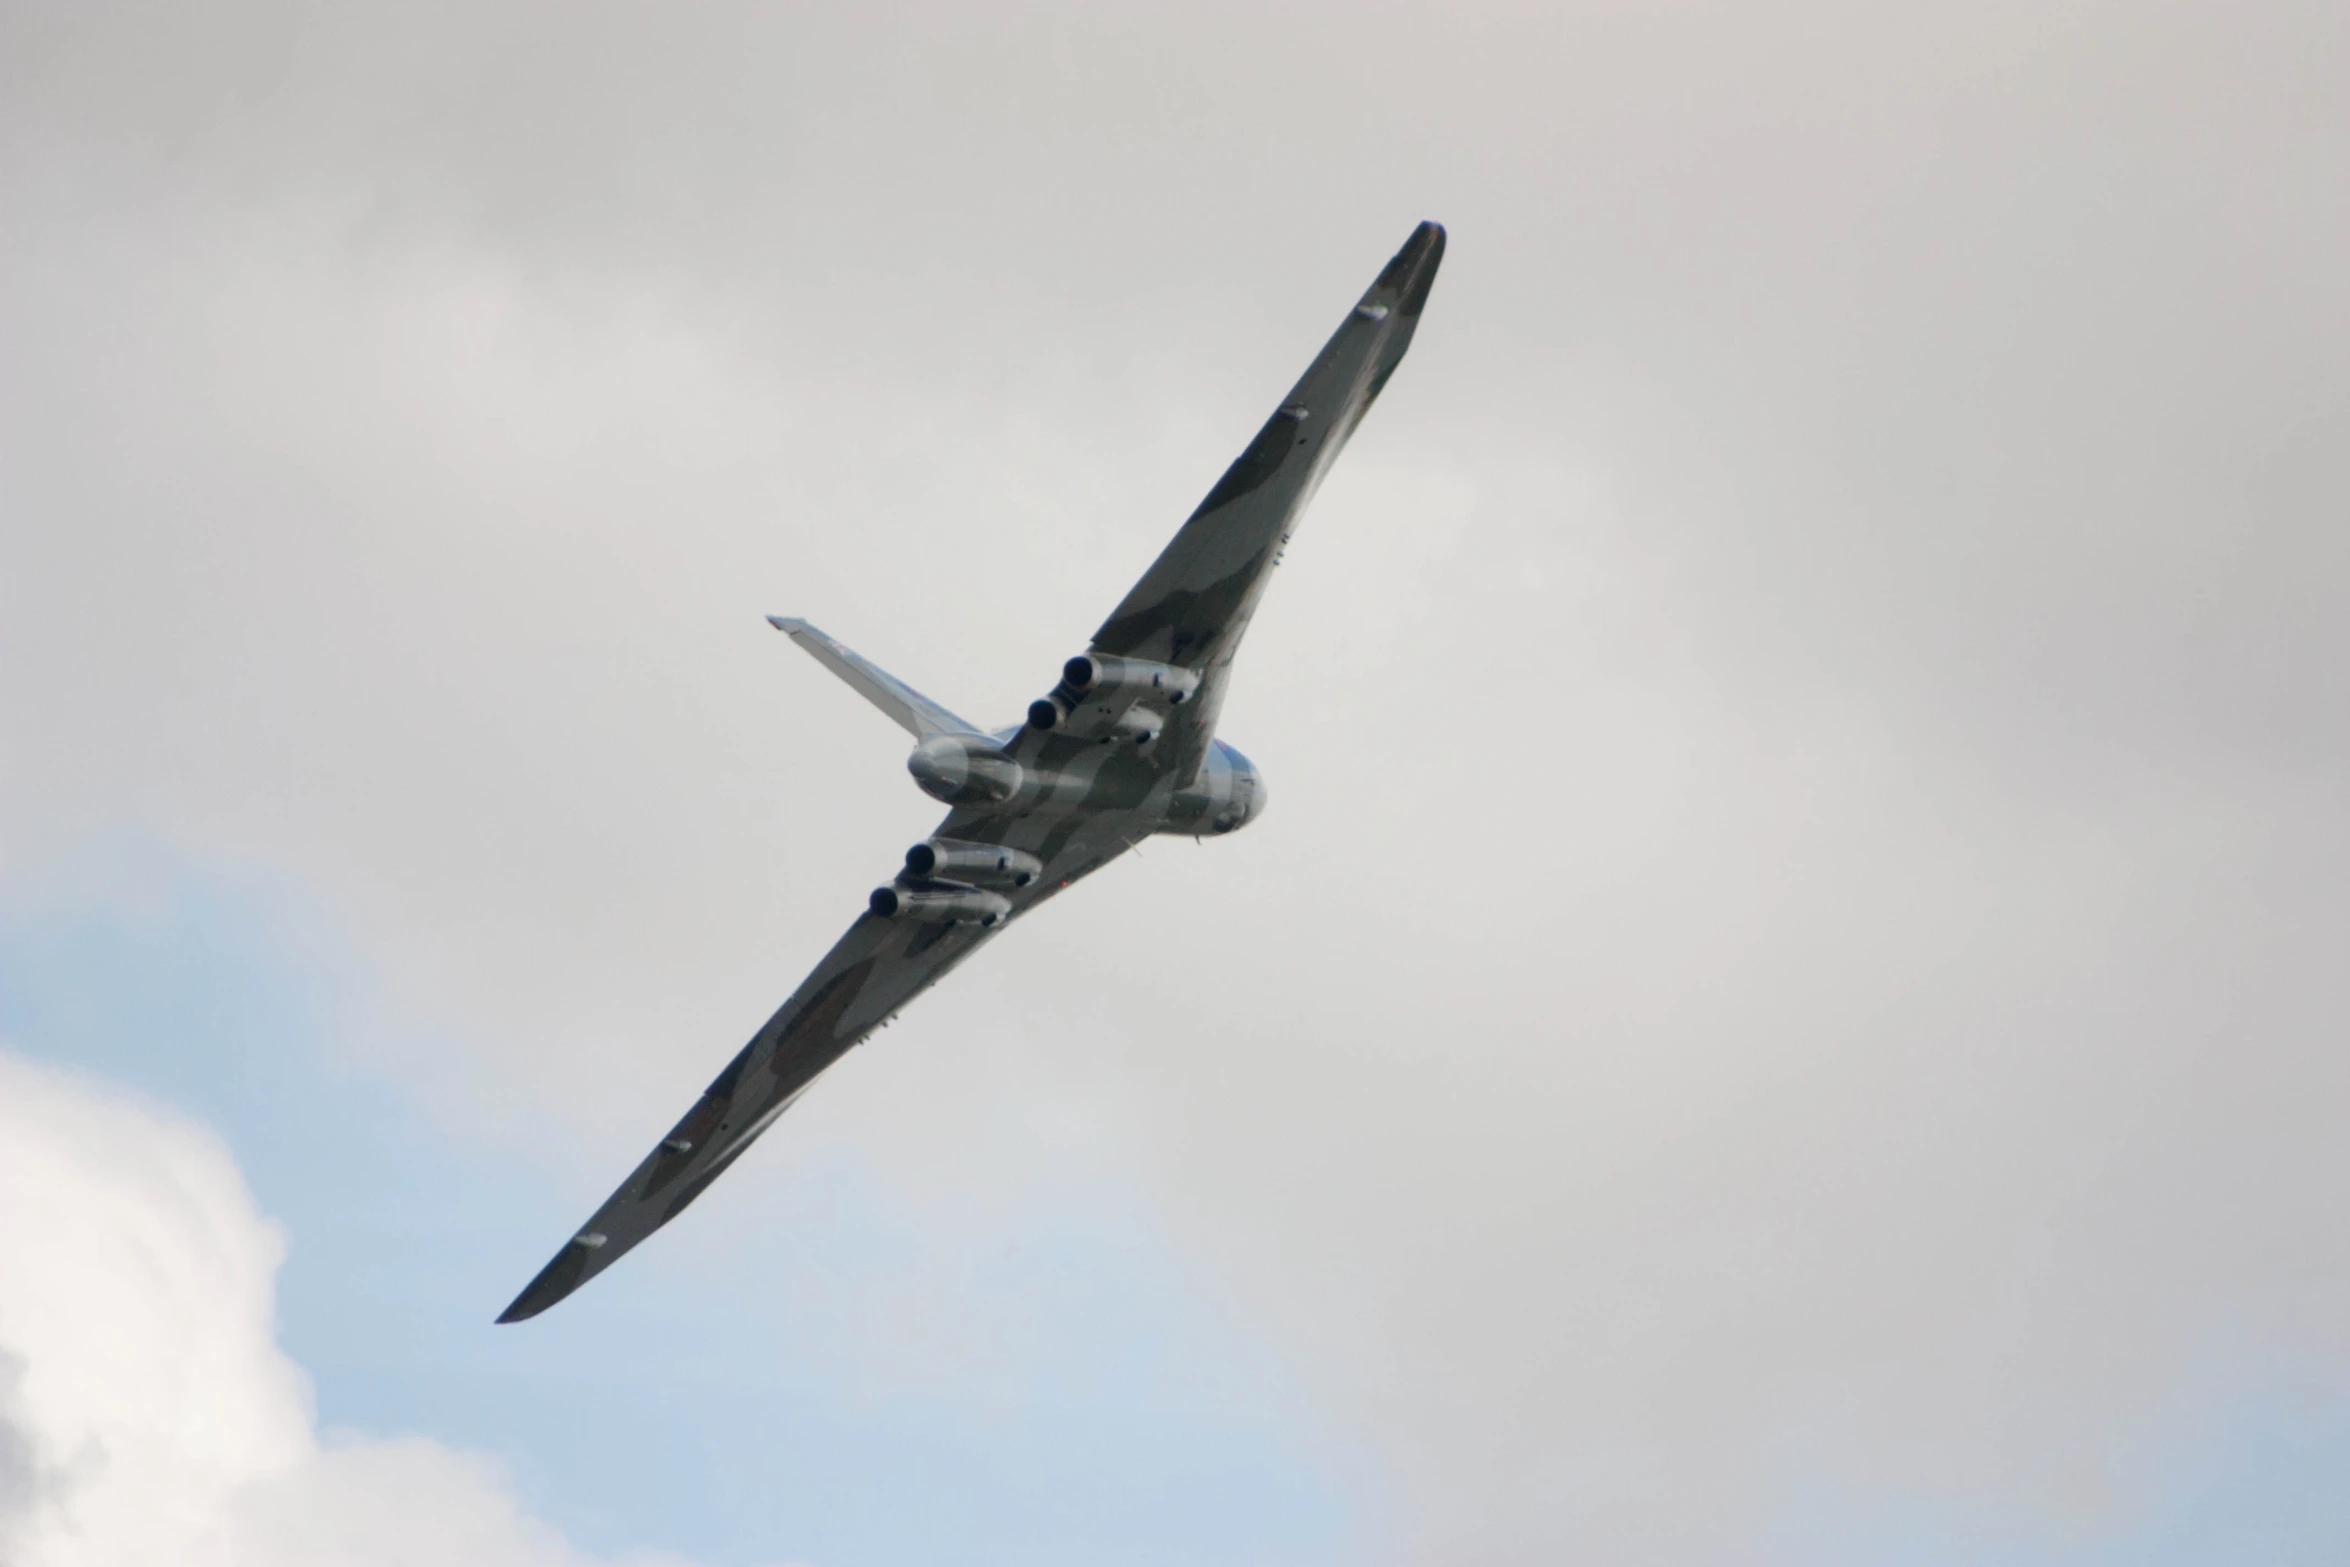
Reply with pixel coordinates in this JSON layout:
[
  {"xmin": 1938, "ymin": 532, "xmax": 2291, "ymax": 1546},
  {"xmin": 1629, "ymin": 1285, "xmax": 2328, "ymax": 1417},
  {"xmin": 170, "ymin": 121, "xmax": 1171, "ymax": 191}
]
[
  {"xmin": 1233, "ymin": 748, "xmax": 1265, "ymax": 826},
  {"xmin": 1212, "ymin": 740, "xmax": 1266, "ymax": 833}
]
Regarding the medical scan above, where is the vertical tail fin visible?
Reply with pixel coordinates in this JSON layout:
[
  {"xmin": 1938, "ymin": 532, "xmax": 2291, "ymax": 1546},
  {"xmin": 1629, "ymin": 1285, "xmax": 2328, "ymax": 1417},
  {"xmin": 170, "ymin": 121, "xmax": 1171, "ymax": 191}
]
[{"xmin": 766, "ymin": 617, "xmax": 983, "ymax": 740}]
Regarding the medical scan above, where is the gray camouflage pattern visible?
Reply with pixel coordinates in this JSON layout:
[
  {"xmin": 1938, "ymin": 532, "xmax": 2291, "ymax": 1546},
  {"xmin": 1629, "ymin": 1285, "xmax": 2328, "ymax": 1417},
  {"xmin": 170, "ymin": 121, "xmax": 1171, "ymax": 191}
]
[{"xmin": 498, "ymin": 220, "xmax": 1444, "ymax": 1322}]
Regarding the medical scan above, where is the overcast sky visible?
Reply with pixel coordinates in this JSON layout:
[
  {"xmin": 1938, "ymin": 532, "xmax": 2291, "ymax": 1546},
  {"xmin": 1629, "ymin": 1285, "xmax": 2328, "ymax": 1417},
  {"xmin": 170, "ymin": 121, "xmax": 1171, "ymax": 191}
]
[{"xmin": 4, "ymin": 3, "xmax": 2348, "ymax": 1564}]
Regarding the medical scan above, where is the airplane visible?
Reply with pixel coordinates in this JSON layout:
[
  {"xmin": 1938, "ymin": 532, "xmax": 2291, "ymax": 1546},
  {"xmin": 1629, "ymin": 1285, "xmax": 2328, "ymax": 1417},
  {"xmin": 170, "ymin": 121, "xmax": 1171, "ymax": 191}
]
[{"xmin": 498, "ymin": 220, "xmax": 1445, "ymax": 1323}]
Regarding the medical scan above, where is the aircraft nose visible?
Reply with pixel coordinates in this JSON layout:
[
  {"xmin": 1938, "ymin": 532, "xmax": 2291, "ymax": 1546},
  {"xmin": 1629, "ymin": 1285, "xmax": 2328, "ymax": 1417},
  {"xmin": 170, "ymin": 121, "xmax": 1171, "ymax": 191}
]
[{"xmin": 1212, "ymin": 739, "xmax": 1266, "ymax": 830}]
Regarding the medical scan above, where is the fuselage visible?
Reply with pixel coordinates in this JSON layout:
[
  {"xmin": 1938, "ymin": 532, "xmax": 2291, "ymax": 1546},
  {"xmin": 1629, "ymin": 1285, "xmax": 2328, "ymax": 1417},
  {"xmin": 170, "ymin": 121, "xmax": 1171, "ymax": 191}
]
[{"xmin": 909, "ymin": 725, "xmax": 1264, "ymax": 836}]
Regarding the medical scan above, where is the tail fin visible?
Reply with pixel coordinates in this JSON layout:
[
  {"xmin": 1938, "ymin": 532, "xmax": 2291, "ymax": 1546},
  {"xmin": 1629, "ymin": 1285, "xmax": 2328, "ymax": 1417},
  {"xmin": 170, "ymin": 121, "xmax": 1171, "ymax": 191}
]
[{"xmin": 767, "ymin": 617, "xmax": 983, "ymax": 741}]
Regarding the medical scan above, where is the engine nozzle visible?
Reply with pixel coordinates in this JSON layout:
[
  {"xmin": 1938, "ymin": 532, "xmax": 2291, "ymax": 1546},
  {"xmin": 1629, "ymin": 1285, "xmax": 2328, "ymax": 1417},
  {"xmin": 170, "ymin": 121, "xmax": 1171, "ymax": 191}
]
[
  {"xmin": 906, "ymin": 839, "xmax": 1042, "ymax": 886},
  {"xmin": 869, "ymin": 884, "xmax": 1011, "ymax": 926},
  {"xmin": 1030, "ymin": 653, "xmax": 1200, "ymax": 737},
  {"xmin": 1060, "ymin": 654, "xmax": 1199, "ymax": 704}
]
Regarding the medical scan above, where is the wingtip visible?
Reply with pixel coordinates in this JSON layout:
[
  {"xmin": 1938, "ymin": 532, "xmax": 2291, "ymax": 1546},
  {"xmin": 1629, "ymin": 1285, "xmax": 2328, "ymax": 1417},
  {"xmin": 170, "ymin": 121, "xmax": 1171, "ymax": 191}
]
[
  {"xmin": 1395, "ymin": 220, "xmax": 1445, "ymax": 263},
  {"xmin": 1371, "ymin": 222, "xmax": 1447, "ymax": 316},
  {"xmin": 766, "ymin": 614, "xmax": 801, "ymax": 633},
  {"xmin": 495, "ymin": 1277, "xmax": 557, "ymax": 1324},
  {"xmin": 1397, "ymin": 222, "xmax": 1446, "ymax": 318},
  {"xmin": 496, "ymin": 1234, "xmax": 605, "ymax": 1324},
  {"xmin": 496, "ymin": 1279, "xmax": 553, "ymax": 1323}
]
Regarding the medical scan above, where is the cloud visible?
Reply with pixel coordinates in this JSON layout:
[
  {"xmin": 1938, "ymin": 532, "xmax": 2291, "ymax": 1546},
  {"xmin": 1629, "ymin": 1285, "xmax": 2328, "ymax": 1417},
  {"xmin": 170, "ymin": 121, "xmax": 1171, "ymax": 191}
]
[
  {"xmin": 0, "ymin": 1049, "xmax": 713, "ymax": 1567},
  {"xmin": 5, "ymin": 2, "xmax": 2349, "ymax": 1561}
]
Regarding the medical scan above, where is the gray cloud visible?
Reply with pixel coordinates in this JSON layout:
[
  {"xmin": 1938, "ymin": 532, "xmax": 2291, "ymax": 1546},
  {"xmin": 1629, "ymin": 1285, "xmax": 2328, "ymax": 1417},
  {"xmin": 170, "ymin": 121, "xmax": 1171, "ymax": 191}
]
[
  {"xmin": 0, "ymin": 1349, "xmax": 42, "ymax": 1559},
  {"xmin": 4, "ymin": 2, "xmax": 2346, "ymax": 1561}
]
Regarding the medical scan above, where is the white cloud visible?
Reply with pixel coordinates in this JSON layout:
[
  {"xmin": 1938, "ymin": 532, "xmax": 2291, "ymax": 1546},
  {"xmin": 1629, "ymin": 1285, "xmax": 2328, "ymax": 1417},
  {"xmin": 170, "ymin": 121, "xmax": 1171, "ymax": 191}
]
[
  {"xmin": 5, "ymin": 3, "xmax": 2349, "ymax": 1561},
  {"xmin": 0, "ymin": 1049, "xmax": 712, "ymax": 1567}
]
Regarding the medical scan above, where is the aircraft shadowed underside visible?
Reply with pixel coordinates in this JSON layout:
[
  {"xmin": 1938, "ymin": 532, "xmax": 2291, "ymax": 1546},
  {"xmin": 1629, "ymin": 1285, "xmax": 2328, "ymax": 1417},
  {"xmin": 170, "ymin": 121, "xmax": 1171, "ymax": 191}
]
[{"xmin": 499, "ymin": 221, "xmax": 1445, "ymax": 1322}]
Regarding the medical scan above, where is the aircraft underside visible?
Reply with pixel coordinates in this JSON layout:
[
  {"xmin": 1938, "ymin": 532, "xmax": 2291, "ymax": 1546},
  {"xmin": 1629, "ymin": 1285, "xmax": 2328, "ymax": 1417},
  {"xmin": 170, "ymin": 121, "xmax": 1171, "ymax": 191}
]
[{"xmin": 498, "ymin": 219, "xmax": 1443, "ymax": 1323}]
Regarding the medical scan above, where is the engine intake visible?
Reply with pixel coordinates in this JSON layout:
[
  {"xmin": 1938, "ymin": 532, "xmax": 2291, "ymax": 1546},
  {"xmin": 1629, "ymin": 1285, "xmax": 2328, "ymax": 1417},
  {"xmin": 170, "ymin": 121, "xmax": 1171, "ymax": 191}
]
[{"xmin": 906, "ymin": 839, "xmax": 1042, "ymax": 886}]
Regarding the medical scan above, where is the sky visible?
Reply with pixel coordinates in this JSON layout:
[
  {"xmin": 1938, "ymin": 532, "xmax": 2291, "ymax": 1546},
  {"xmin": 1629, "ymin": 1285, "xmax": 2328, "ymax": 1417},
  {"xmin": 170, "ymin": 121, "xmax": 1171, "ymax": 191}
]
[{"xmin": 2, "ymin": 2, "xmax": 2347, "ymax": 1563}]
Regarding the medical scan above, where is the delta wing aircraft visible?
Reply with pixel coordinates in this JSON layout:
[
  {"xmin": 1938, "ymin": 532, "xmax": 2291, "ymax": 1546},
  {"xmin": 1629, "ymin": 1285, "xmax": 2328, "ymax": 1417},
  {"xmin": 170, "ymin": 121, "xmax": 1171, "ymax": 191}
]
[{"xmin": 499, "ymin": 220, "xmax": 1445, "ymax": 1322}]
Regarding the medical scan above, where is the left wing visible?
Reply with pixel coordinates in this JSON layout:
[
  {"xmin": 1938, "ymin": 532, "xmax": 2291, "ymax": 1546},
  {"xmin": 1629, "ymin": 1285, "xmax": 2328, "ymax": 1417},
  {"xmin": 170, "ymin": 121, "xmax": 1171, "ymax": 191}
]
[
  {"xmin": 496, "ymin": 809, "xmax": 1144, "ymax": 1322},
  {"xmin": 497, "ymin": 906, "xmax": 998, "ymax": 1321}
]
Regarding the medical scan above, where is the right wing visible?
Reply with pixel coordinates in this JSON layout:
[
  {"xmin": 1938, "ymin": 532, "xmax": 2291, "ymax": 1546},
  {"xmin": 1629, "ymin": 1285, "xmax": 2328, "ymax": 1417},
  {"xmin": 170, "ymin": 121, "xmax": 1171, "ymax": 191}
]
[{"xmin": 1090, "ymin": 221, "xmax": 1445, "ymax": 679}]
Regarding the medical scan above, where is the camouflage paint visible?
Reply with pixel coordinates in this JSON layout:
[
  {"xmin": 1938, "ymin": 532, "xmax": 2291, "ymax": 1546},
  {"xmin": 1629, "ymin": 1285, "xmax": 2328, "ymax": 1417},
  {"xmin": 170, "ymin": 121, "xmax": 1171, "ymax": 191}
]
[{"xmin": 498, "ymin": 220, "xmax": 1443, "ymax": 1322}]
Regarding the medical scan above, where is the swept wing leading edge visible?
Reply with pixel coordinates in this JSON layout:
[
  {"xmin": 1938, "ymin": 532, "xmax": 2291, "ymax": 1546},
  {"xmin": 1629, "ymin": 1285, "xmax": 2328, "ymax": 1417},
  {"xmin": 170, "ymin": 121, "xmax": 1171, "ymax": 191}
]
[
  {"xmin": 498, "ymin": 909, "xmax": 997, "ymax": 1321},
  {"xmin": 497, "ymin": 222, "xmax": 1445, "ymax": 1323},
  {"xmin": 1083, "ymin": 219, "xmax": 1446, "ymax": 777}
]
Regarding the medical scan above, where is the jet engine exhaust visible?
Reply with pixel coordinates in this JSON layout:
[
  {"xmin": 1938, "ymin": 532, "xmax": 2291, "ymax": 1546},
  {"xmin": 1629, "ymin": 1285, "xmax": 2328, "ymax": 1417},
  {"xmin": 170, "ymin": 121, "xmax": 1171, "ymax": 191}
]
[
  {"xmin": 1059, "ymin": 654, "xmax": 1199, "ymax": 704},
  {"xmin": 868, "ymin": 885, "xmax": 1011, "ymax": 926},
  {"xmin": 906, "ymin": 839, "xmax": 1042, "ymax": 886},
  {"xmin": 1030, "ymin": 654, "xmax": 1199, "ymax": 735}
]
